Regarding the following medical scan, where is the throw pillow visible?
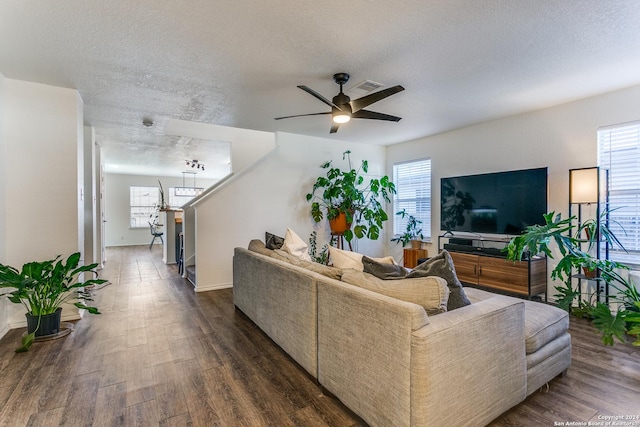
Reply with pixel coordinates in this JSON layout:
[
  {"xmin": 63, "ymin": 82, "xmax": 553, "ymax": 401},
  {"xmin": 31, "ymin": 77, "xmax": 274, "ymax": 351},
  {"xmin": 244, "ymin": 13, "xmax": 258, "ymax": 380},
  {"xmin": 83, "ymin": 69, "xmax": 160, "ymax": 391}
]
[
  {"xmin": 373, "ymin": 255, "xmax": 397, "ymax": 265},
  {"xmin": 329, "ymin": 246, "xmax": 364, "ymax": 270},
  {"xmin": 273, "ymin": 250, "xmax": 343, "ymax": 281},
  {"xmin": 248, "ymin": 239, "xmax": 276, "ymax": 257},
  {"xmin": 329, "ymin": 247, "xmax": 397, "ymax": 271},
  {"xmin": 265, "ymin": 232, "xmax": 285, "ymax": 250},
  {"xmin": 362, "ymin": 256, "xmax": 408, "ymax": 279},
  {"xmin": 282, "ymin": 228, "xmax": 312, "ymax": 262},
  {"xmin": 341, "ymin": 270, "xmax": 449, "ymax": 316},
  {"xmin": 407, "ymin": 250, "xmax": 471, "ymax": 311}
]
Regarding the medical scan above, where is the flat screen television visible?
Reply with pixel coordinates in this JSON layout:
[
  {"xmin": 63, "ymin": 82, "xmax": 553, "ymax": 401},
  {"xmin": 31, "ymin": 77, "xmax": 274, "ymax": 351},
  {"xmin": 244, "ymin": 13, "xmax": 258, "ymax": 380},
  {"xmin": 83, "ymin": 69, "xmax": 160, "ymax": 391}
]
[{"xmin": 440, "ymin": 167, "xmax": 548, "ymax": 235}]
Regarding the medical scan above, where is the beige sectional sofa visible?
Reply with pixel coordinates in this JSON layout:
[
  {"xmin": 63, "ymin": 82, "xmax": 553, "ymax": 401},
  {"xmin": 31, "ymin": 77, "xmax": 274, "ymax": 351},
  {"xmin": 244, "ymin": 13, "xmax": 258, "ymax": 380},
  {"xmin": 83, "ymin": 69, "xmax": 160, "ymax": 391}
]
[{"xmin": 232, "ymin": 245, "xmax": 571, "ymax": 427}]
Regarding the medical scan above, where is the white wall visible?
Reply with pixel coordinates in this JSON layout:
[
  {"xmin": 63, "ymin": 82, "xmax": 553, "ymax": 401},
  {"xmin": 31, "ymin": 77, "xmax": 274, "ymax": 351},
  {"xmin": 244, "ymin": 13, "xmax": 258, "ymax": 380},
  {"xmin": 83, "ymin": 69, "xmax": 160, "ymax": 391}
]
[
  {"xmin": 3, "ymin": 78, "xmax": 84, "ymax": 328},
  {"xmin": 386, "ymin": 83, "xmax": 640, "ymax": 293},
  {"xmin": 104, "ymin": 173, "xmax": 216, "ymax": 246},
  {"xmin": 0, "ymin": 73, "xmax": 8, "ymax": 338},
  {"xmin": 194, "ymin": 132, "xmax": 387, "ymax": 290}
]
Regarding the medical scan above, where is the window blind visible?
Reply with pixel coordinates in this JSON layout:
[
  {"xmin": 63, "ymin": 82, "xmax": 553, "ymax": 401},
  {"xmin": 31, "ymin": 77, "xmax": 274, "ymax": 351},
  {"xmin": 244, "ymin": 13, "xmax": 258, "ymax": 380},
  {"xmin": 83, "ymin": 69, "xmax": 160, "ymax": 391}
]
[
  {"xmin": 130, "ymin": 186, "xmax": 159, "ymax": 228},
  {"xmin": 598, "ymin": 121, "xmax": 640, "ymax": 266},
  {"xmin": 393, "ymin": 158, "xmax": 432, "ymax": 240}
]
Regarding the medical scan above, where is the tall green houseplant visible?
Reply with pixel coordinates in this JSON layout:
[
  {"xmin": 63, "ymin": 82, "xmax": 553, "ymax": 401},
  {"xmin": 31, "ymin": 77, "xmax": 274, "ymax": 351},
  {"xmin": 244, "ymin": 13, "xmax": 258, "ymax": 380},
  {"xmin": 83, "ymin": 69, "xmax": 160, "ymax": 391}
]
[
  {"xmin": 306, "ymin": 150, "xmax": 396, "ymax": 242},
  {"xmin": 506, "ymin": 212, "xmax": 640, "ymax": 346}
]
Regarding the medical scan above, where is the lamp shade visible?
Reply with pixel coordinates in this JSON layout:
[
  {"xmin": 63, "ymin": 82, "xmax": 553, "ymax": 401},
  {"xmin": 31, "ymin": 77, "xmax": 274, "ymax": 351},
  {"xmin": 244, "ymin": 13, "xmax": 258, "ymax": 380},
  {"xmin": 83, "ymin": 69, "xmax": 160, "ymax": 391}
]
[{"xmin": 570, "ymin": 167, "xmax": 599, "ymax": 204}]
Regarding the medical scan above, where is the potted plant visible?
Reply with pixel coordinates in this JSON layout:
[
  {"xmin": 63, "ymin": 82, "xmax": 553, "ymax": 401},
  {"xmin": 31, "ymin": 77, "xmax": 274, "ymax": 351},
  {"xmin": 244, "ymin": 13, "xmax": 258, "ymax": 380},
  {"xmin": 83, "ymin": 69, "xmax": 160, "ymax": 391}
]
[
  {"xmin": 391, "ymin": 209, "xmax": 424, "ymax": 248},
  {"xmin": 0, "ymin": 252, "xmax": 106, "ymax": 352},
  {"xmin": 306, "ymin": 150, "xmax": 396, "ymax": 242},
  {"xmin": 505, "ymin": 212, "xmax": 639, "ymax": 346}
]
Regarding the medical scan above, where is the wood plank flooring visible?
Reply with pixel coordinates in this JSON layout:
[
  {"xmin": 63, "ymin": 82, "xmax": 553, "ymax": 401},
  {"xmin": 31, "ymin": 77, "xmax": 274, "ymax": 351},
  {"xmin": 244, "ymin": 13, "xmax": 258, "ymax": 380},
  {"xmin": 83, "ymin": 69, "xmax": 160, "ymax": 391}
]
[{"xmin": 0, "ymin": 245, "xmax": 639, "ymax": 426}]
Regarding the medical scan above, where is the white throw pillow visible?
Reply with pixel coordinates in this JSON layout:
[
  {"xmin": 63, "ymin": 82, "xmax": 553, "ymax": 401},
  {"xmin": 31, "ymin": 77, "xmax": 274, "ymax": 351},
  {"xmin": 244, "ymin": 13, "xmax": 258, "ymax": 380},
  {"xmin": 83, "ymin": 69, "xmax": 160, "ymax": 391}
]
[
  {"xmin": 329, "ymin": 247, "xmax": 397, "ymax": 271},
  {"xmin": 374, "ymin": 255, "xmax": 397, "ymax": 265},
  {"xmin": 282, "ymin": 228, "xmax": 312, "ymax": 261},
  {"xmin": 329, "ymin": 246, "xmax": 364, "ymax": 270}
]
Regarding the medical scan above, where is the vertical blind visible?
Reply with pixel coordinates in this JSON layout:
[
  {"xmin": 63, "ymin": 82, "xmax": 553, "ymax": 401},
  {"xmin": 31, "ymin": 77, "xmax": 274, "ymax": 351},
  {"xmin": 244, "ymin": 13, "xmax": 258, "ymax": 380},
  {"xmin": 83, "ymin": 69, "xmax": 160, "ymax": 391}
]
[
  {"xmin": 393, "ymin": 158, "xmax": 432, "ymax": 239},
  {"xmin": 598, "ymin": 121, "xmax": 640, "ymax": 266}
]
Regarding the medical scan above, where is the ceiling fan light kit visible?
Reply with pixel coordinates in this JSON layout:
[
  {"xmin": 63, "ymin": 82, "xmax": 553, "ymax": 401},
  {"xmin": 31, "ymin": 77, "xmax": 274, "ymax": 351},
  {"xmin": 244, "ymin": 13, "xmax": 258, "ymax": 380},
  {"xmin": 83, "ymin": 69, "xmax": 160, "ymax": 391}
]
[
  {"xmin": 333, "ymin": 112, "xmax": 351, "ymax": 124},
  {"xmin": 275, "ymin": 72, "xmax": 404, "ymax": 133}
]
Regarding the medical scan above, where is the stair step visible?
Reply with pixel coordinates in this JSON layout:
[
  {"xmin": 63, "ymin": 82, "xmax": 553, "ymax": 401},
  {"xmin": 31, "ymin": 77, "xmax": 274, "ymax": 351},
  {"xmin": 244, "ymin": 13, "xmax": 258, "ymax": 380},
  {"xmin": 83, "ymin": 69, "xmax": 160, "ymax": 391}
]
[{"xmin": 186, "ymin": 265, "xmax": 196, "ymax": 286}]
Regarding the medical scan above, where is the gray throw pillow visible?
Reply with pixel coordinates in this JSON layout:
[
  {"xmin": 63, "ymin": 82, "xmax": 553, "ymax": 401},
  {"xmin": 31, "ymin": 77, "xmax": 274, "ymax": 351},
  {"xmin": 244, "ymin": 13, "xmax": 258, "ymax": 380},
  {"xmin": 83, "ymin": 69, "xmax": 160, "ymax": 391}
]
[
  {"xmin": 362, "ymin": 256, "xmax": 409, "ymax": 279},
  {"xmin": 265, "ymin": 232, "xmax": 285, "ymax": 250},
  {"xmin": 407, "ymin": 250, "xmax": 471, "ymax": 311}
]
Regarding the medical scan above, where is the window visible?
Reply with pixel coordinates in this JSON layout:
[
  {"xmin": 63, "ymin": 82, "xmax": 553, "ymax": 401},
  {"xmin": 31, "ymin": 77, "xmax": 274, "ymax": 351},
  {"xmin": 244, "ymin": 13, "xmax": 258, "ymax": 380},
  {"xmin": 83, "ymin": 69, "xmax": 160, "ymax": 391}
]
[
  {"xmin": 393, "ymin": 158, "xmax": 432, "ymax": 240},
  {"xmin": 598, "ymin": 121, "xmax": 640, "ymax": 266},
  {"xmin": 130, "ymin": 186, "xmax": 159, "ymax": 228}
]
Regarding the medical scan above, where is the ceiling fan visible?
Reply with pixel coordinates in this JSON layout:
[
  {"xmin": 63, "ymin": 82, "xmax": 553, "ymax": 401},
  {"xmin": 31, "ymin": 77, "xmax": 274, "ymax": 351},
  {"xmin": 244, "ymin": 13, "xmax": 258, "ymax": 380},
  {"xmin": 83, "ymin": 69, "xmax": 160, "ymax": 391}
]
[{"xmin": 274, "ymin": 72, "xmax": 405, "ymax": 134}]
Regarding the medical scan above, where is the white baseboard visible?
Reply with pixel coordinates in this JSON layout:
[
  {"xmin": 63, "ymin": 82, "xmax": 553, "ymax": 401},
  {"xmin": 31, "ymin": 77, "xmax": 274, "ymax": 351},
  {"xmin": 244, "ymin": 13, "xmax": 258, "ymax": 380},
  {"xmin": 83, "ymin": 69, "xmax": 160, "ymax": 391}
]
[
  {"xmin": 195, "ymin": 282, "xmax": 233, "ymax": 292},
  {"xmin": 0, "ymin": 323, "xmax": 9, "ymax": 340}
]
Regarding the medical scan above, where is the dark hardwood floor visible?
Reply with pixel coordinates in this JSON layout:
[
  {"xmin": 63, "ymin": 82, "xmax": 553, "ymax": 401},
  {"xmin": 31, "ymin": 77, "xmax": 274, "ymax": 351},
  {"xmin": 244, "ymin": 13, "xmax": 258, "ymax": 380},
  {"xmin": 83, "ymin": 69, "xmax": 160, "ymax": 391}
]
[{"xmin": 0, "ymin": 245, "xmax": 638, "ymax": 426}]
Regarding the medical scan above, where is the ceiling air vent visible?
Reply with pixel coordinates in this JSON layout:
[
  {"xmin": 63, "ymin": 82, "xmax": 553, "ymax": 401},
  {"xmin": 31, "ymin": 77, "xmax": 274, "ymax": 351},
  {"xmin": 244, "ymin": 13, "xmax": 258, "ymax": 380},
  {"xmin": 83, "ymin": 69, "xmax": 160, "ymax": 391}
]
[{"xmin": 347, "ymin": 79, "xmax": 384, "ymax": 98}]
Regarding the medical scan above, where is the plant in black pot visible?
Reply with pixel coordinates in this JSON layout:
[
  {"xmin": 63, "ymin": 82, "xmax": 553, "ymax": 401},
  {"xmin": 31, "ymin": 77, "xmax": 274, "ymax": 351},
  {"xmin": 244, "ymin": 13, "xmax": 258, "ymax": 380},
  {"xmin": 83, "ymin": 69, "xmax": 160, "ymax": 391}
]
[
  {"xmin": 506, "ymin": 211, "xmax": 639, "ymax": 346},
  {"xmin": 391, "ymin": 209, "xmax": 424, "ymax": 248},
  {"xmin": 0, "ymin": 252, "xmax": 106, "ymax": 352},
  {"xmin": 306, "ymin": 150, "xmax": 396, "ymax": 243}
]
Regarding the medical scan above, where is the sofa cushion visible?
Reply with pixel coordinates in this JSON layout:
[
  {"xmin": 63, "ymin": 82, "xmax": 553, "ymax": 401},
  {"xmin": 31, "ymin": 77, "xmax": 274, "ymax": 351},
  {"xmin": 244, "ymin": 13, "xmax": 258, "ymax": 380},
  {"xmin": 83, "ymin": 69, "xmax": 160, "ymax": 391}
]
[
  {"xmin": 462, "ymin": 286, "xmax": 496, "ymax": 303},
  {"xmin": 265, "ymin": 232, "xmax": 285, "ymax": 250},
  {"xmin": 523, "ymin": 300, "xmax": 569, "ymax": 354},
  {"xmin": 274, "ymin": 250, "xmax": 343, "ymax": 281},
  {"xmin": 407, "ymin": 250, "xmax": 471, "ymax": 311},
  {"xmin": 341, "ymin": 270, "xmax": 449, "ymax": 315},
  {"xmin": 282, "ymin": 228, "xmax": 312, "ymax": 261},
  {"xmin": 248, "ymin": 239, "xmax": 276, "ymax": 257},
  {"xmin": 363, "ymin": 256, "xmax": 409, "ymax": 279}
]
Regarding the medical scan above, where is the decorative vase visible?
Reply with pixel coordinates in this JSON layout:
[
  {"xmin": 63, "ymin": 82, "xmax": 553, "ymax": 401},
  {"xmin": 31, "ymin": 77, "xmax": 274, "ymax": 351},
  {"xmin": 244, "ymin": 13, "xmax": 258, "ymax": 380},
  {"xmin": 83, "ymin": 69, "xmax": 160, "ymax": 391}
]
[
  {"xmin": 26, "ymin": 307, "xmax": 62, "ymax": 337},
  {"xmin": 329, "ymin": 212, "xmax": 352, "ymax": 235},
  {"xmin": 410, "ymin": 240, "xmax": 422, "ymax": 249}
]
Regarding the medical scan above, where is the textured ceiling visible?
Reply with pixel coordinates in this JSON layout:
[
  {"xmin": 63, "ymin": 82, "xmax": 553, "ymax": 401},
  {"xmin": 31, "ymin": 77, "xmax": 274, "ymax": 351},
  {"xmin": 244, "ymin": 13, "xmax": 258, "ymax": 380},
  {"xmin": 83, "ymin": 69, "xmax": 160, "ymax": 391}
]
[{"xmin": 2, "ymin": 1, "xmax": 640, "ymax": 178}]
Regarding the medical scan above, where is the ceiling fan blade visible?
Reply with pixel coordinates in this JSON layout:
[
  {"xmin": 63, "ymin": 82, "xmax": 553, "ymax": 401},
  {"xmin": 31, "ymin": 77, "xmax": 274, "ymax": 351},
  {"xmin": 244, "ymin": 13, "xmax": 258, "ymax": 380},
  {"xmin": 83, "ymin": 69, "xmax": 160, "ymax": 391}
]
[
  {"xmin": 350, "ymin": 85, "xmax": 405, "ymax": 113},
  {"xmin": 274, "ymin": 112, "xmax": 330, "ymax": 120},
  {"xmin": 330, "ymin": 122, "xmax": 340, "ymax": 133},
  {"xmin": 297, "ymin": 85, "xmax": 341, "ymax": 109},
  {"xmin": 352, "ymin": 109, "xmax": 402, "ymax": 122}
]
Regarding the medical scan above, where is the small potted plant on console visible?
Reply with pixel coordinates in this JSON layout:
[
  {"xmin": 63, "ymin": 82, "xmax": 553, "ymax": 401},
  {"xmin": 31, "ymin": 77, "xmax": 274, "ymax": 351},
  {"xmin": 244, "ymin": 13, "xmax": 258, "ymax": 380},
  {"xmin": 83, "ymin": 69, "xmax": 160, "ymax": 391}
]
[{"xmin": 391, "ymin": 209, "xmax": 424, "ymax": 249}]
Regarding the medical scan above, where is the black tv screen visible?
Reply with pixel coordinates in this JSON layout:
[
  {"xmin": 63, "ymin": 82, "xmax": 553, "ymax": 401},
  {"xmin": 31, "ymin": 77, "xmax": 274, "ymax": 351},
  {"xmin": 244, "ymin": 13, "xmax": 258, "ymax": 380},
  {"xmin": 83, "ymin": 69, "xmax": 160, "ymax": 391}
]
[{"xmin": 440, "ymin": 167, "xmax": 548, "ymax": 235}]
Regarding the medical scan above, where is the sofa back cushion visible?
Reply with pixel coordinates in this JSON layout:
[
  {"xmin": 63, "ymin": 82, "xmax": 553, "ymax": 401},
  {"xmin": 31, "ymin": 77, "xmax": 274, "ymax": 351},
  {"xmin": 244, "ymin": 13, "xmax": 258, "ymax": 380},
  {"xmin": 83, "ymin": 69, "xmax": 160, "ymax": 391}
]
[
  {"xmin": 274, "ymin": 249, "xmax": 343, "ymax": 281},
  {"xmin": 248, "ymin": 239, "xmax": 276, "ymax": 257},
  {"xmin": 341, "ymin": 270, "xmax": 449, "ymax": 316}
]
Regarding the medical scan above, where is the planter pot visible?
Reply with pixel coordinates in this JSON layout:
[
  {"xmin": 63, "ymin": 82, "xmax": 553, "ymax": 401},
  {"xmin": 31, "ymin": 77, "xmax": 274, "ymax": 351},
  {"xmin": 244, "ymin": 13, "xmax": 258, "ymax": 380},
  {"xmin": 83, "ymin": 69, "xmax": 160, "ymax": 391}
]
[
  {"xmin": 410, "ymin": 240, "xmax": 422, "ymax": 249},
  {"xmin": 582, "ymin": 267, "xmax": 598, "ymax": 279},
  {"xmin": 329, "ymin": 212, "xmax": 352, "ymax": 235},
  {"xmin": 26, "ymin": 307, "xmax": 62, "ymax": 337}
]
